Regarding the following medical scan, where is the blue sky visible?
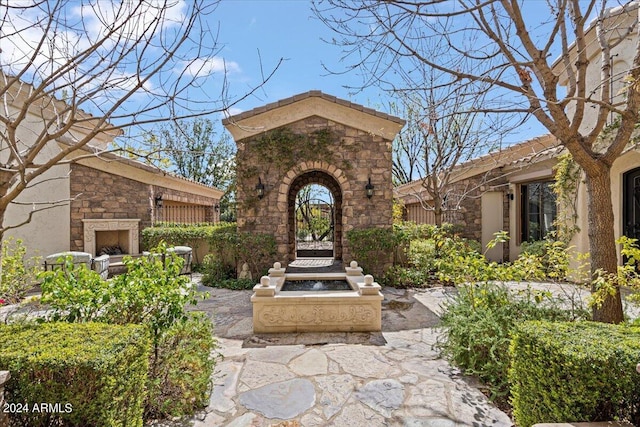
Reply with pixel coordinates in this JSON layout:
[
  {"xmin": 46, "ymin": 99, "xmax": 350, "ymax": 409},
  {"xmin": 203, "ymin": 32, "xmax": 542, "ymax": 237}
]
[
  {"xmin": 0, "ymin": 0, "xmax": 549, "ymax": 148},
  {"xmin": 212, "ymin": 1, "xmax": 387, "ymax": 114},
  {"xmin": 206, "ymin": 0, "xmax": 547, "ymax": 146}
]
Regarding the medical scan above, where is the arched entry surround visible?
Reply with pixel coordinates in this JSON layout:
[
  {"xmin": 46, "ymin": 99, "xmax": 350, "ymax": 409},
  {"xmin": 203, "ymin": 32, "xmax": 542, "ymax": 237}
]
[{"xmin": 279, "ymin": 161, "xmax": 350, "ymax": 261}]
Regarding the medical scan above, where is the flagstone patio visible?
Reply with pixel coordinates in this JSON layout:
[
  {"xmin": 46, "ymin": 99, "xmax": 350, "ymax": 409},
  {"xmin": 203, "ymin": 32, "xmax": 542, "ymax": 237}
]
[{"xmin": 169, "ymin": 278, "xmax": 514, "ymax": 427}]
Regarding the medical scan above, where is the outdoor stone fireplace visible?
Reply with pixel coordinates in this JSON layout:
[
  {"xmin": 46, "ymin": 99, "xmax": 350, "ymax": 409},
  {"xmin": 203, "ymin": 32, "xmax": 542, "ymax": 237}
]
[{"xmin": 82, "ymin": 219, "xmax": 140, "ymax": 256}]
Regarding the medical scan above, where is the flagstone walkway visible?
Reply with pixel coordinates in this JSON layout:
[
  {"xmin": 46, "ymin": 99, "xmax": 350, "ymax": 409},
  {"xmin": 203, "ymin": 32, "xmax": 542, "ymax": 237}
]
[{"xmin": 180, "ymin": 281, "xmax": 514, "ymax": 427}]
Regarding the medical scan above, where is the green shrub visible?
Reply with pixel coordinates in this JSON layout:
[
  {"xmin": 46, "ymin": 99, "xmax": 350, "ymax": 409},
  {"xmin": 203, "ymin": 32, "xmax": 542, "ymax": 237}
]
[
  {"xmin": 41, "ymin": 245, "xmax": 197, "ymax": 341},
  {"xmin": 207, "ymin": 226, "xmax": 276, "ymax": 279},
  {"xmin": 201, "ymin": 254, "xmax": 235, "ymax": 283},
  {"xmin": 1, "ymin": 237, "xmax": 41, "ymax": 304},
  {"xmin": 381, "ymin": 265, "xmax": 432, "ymax": 288},
  {"xmin": 438, "ymin": 283, "xmax": 581, "ymax": 401},
  {"xmin": 141, "ymin": 222, "xmax": 236, "ymax": 264},
  {"xmin": 0, "ymin": 322, "xmax": 150, "ymax": 427},
  {"xmin": 142, "ymin": 222, "xmax": 233, "ymax": 248},
  {"xmin": 520, "ymin": 238, "xmax": 572, "ymax": 281},
  {"xmin": 346, "ymin": 227, "xmax": 397, "ymax": 276},
  {"xmin": 39, "ymin": 244, "xmax": 214, "ymax": 419},
  {"xmin": 39, "ymin": 258, "xmax": 109, "ymax": 322},
  {"xmin": 200, "ymin": 254, "xmax": 256, "ymax": 289},
  {"xmin": 509, "ymin": 321, "xmax": 640, "ymax": 427},
  {"xmin": 145, "ymin": 312, "xmax": 216, "ymax": 419},
  {"xmin": 350, "ymin": 223, "xmax": 564, "ymax": 287}
]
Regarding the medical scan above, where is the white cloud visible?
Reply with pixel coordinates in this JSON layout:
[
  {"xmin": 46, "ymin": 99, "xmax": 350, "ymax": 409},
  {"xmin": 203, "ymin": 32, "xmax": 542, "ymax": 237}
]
[
  {"xmin": 182, "ymin": 57, "xmax": 241, "ymax": 78},
  {"xmin": 75, "ymin": 0, "xmax": 187, "ymax": 44},
  {"xmin": 223, "ymin": 107, "xmax": 243, "ymax": 118}
]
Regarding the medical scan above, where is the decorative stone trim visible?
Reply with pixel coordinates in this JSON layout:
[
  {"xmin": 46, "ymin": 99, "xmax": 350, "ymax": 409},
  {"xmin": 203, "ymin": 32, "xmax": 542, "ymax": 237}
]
[
  {"xmin": 82, "ymin": 219, "xmax": 140, "ymax": 256},
  {"xmin": 251, "ymin": 262, "xmax": 383, "ymax": 333}
]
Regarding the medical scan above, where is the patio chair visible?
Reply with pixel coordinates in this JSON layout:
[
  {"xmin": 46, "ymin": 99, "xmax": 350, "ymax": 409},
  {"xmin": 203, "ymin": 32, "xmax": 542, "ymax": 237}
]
[
  {"xmin": 142, "ymin": 246, "xmax": 192, "ymax": 277},
  {"xmin": 44, "ymin": 251, "xmax": 110, "ymax": 280},
  {"xmin": 167, "ymin": 246, "xmax": 193, "ymax": 277}
]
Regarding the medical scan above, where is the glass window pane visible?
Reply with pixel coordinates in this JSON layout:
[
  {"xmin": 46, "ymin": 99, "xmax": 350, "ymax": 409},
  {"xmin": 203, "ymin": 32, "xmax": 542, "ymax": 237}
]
[{"xmin": 521, "ymin": 181, "xmax": 557, "ymax": 242}]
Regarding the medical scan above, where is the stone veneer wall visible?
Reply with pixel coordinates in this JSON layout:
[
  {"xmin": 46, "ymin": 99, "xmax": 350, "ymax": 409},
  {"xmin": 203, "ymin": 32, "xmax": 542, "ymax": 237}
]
[
  {"xmin": 426, "ymin": 168, "xmax": 510, "ymax": 261},
  {"xmin": 69, "ymin": 164, "xmax": 218, "ymax": 252},
  {"xmin": 236, "ymin": 116, "xmax": 394, "ymax": 267}
]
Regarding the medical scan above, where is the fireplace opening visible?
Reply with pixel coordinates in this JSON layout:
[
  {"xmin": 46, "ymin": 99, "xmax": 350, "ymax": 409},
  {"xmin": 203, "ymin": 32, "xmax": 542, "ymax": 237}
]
[{"xmin": 95, "ymin": 230, "xmax": 130, "ymax": 256}]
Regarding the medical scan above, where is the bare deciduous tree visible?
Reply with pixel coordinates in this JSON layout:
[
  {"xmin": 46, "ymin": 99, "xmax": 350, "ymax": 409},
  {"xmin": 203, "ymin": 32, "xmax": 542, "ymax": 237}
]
[
  {"xmin": 391, "ymin": 72, "xmax": 514, "ymax": 225},
  {"xmin": 314, "ymin": 0, "xmax": 640, "ymax": 323},
  {"xmin": 0, "ymin": 0, "xmax": 280, "ymax": 240}
]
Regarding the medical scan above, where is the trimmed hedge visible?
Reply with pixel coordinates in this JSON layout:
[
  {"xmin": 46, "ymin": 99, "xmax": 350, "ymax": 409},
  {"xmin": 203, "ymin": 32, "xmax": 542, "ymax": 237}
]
[
  {"xmin": 0, "ymin": 322, "xmax": 150, "ymax": 427},
  {"xmin": 141, "ymin": 222, "xmax": 236, "ymax": 263},
  {"xmin": 509, "ymin": 321, "xmax": 640, "ymax": 427},
  {"xmin": 145, "ymin": 313, "xmax": 216, "ymax": 418}
]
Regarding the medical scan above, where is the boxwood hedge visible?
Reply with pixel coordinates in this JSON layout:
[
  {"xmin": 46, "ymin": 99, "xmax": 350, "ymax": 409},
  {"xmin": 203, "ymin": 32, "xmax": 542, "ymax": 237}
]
[
  {"xmin": 509, "ymin": 320, "xmax": 640, "ymax": 427},
  {"xmin": 0, "ymin": 322, "xmax": 150, "ymax": 427}
]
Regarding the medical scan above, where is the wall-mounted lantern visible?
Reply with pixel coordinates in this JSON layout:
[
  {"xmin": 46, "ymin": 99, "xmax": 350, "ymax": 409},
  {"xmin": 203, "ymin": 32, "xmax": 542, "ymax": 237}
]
[
  {"xmin": 155, "ymin": 194, "xmax": 163, "ymax": 208},
  {"xmin": 365, "ymin": 177, "xmax": 374, "ymax": 199},
  {"xmin": 256, "ymin": 178, "xmax": 265, "ymax": 200},
  {"xmin": 214, "ymin": 204, "xmax": 220, "ymax": 213},
  {"xmin": 506, "ymin": 191, "xmax": 514, "ymax": 201}
]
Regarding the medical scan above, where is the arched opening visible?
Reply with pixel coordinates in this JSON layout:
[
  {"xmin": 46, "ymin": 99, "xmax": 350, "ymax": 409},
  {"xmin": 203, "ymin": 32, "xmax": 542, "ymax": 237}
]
[
  {"xmin": 288, "ymin": 171, "xmax": 343, "ymax": 261},
  {"xmin": 295, "ymin": 184, "xmax": 334, "ymax": 257}
]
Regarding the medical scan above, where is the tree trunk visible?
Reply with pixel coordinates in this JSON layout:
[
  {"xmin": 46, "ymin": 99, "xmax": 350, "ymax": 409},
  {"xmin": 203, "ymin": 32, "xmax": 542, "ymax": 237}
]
[
  {"xmin": 434, "ymin": 197, "xmax": 443, "ymax": 227},
  {"xmin": 584, "ymin": 166, "xmax": 624, "ymax": 323}
]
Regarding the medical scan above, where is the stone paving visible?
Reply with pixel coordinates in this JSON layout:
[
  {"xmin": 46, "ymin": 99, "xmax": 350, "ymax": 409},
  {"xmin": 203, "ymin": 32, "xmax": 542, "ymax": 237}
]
[{"xmin": 182, "ymin": 280, "xmax": 514, "ymax": 427}]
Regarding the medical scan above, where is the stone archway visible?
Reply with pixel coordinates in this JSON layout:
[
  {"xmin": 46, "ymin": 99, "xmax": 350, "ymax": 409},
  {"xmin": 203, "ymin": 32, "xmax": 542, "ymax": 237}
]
[
  {"xmin": 286, "ymin": 170, "xmax": 344, "ymax": 261},
  {"xmin": 223, "ymin": 91, "xmax": 405, "ymax": 270}
]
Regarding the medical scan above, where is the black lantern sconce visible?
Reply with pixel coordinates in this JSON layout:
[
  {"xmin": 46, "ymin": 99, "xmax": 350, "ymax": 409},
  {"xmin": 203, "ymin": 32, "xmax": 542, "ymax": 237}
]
[
  {"xmin": 506, "ymin": 191, "xmax": 514, "ymax": 201},
  {"xmin": 365, "ymin": 177, "xmax": 374, "ymax": 199},
  {"xmin": 255, "ymin": 178, "xmax": 265, "ymax": 200},
  {"xmin": 155, "ymin": 194, "xmax": 163, "ymax": 208},
  {"xmin": 214, "ymin": 204, "xmax": 220, "ymax": 213}
]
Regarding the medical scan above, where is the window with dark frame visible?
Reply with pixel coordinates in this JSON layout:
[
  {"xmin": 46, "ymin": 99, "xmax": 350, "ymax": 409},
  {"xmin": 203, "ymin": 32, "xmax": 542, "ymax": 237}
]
[{"xmin": 520, "ymin": 180, "xmax": 557, "ymax": 243}]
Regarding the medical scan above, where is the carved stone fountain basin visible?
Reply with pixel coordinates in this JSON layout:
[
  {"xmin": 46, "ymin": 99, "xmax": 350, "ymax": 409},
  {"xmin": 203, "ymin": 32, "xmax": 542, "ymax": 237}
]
[{"xmin": 251, "ymin": 262, "xmax": 383, "ymax": 333}]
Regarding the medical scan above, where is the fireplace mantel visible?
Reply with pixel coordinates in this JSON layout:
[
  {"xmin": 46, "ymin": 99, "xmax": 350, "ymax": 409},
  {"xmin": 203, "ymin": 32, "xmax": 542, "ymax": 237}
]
[{"xmin": 82, "ymin": 219, "xmax": 140, "ymax": 256}]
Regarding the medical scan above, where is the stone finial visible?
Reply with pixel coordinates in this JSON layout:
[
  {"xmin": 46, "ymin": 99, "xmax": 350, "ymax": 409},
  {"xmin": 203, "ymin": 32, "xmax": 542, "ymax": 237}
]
[
  {"xmin": 269, "ymin": 261, "xmax": 285, "ymax": 277},
  {"xmin": 260, "ymin": 276, "xmax": 271, "ymax": 287},
  {"xmin": 364, "ymin": 274, "xmax": 374, "ymax": 286},
  {"xmin": 346, "ymin": 260, "xmax": 363, "ymax": 276}
]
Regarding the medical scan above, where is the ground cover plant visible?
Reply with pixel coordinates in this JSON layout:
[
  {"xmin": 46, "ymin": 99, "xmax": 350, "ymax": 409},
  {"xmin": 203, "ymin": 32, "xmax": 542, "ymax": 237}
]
[{"xmin": 39, "ymin": 243, "xmax": 216, "ymax": 420}]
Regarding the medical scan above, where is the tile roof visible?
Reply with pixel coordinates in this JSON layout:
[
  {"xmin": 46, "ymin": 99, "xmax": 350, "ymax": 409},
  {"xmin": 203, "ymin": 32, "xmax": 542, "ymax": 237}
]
[{"xmin": 222, "ymin": 90, "xmax": 405, "ymax": 125}]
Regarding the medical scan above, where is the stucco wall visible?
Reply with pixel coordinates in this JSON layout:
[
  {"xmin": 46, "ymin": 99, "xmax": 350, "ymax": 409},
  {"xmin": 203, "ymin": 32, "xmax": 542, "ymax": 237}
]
[
  {"xmin": 3, "ymin": 162, "xmax": 71, "ymax": 258},
  {"xmin": 1, "ymin": 107, "xmax": 72, "ymax": 258}
]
